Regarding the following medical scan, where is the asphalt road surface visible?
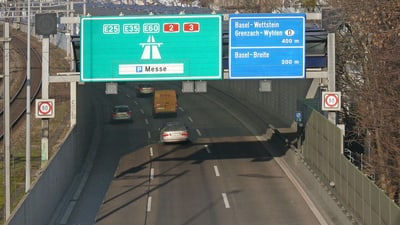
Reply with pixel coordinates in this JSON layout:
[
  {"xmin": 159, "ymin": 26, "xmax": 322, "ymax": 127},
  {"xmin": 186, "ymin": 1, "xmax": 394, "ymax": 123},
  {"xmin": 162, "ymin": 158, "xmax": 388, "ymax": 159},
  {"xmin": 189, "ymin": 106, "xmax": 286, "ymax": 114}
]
[{"xmin": 50, "ymin": 81, "xmax": 352, "ymax": 225}]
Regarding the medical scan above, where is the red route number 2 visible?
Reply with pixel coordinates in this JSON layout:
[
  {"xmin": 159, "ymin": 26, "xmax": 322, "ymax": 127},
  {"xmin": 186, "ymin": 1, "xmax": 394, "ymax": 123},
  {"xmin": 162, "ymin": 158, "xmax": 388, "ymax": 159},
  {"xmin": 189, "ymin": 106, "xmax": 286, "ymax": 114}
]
[{"xmin": 163, "ymin": 23, "xmax": 179, "ymax": 32}]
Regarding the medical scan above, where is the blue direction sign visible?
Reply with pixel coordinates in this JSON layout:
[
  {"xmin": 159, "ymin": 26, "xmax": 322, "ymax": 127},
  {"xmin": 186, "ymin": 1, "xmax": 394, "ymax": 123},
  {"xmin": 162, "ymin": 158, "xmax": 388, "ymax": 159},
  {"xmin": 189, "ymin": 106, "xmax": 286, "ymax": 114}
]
[
  {"xmin": 229, "ymin": 13, "xmax": 306, "ymax": 79},
  {"xmin": 80, "ymin": 14, "xmax": 222, "ymax": 82},
  {"xmin": 295, "ymin": 111, "xmax": 303, "ymax": 122}
]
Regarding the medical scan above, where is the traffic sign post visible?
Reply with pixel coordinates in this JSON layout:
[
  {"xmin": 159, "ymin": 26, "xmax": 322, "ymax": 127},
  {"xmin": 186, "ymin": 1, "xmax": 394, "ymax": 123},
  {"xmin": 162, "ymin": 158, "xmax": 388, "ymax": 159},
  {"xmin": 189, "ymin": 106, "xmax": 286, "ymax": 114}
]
[
  {"xmin": 80, "ymin": 14, "xmax": 223, "ymax": 82},
  {"xmin": 228, "ymin": 13, "xmax": 306, "ymax": 79},
  {"xmin": 35, "ymin": 99, "xmax": 55, "ymax": 118},
  {"xmin": 322, "ymin": 92, "xmax": 341, "ymax": 111}
]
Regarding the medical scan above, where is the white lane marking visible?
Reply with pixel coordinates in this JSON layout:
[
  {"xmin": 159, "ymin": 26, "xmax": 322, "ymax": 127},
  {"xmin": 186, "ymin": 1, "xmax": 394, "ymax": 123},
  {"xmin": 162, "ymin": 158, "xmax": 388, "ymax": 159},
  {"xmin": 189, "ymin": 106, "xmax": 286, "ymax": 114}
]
[
  {"xmin": 214, "ymin": 165, "xmax": 220, "ymax": 177},
  {"xmin": 149, "ymin": 147, "xmax": 154, "ymax": 157},
  {"xmin": 134, "ymin": 101, "xmax": 139, "ymax": 106},
  {"xmin": 275, "ymin": 157, "xmax": 329, "ymax": 225},
  {"xmin": 222, "ymin": 193, "xmax": 230, "ymax": 208},
  {"xmin": 204, "ymin": 144, "xmax": 211, "ymax": 153},
  {"xmin": 147, "ymin": 131, "xmax": 151, "ymax": 139},
  {"xmin": 196, "ymin": 129, "xmax": 202, "ymax": 136},
  {"xmin": 145, "ymin": 118, "xmax": 149, "ymax": 125},
  {"xmin": 188, "ymin": 116, "xmax": 193, "ymax": 123},
  {"xmin": 257, "ymin": 130, "xmax": 330, "ymax": 225},
  {"xmin": 140, "ymin": 109, "xmax": 145, "ymax": 114},
  {"xmin": 147, "ymin": 196, "xmax": 152, "ymax": 212},
  {"xmin": 60, "ymin": 202, "xmax": 76, "ymax": 224},
  {"xmin": 179, "ymin": 107, "xmax": 184, "ymax": 112},
  {"xmin": 150, "ymin": 168, "xmax": 154, "ymax": 180}
]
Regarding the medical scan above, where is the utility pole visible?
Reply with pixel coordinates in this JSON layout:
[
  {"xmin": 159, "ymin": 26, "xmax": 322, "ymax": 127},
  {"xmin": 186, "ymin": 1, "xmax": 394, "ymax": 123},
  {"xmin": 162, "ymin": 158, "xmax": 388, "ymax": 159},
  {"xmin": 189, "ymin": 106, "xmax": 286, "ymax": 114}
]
[
  {"xmin": 34, "ymin": 12, "xmax": 58, "ymax": 166},
  {"xmin": 327, "ymin": 33, "xmax": 336, "ymax": 124},
  {"xmin": 26, "ymin": 0, "xmax": 32, "ymax": 192},
  {"xmin": 41, "ymin": 36, "xmax": 50, "ymax": 166},
  {"xmin": 2, "ymin": 21, "xmax": 11, "ymax": 221}
]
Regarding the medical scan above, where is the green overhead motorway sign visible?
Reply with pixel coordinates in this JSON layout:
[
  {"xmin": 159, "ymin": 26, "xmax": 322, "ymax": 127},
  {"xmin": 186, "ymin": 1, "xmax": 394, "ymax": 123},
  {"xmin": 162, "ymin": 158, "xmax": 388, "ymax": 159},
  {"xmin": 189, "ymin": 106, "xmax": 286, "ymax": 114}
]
[{"xmin": 80, "ymin": 14, "xmax": 223, "ymax": 82}]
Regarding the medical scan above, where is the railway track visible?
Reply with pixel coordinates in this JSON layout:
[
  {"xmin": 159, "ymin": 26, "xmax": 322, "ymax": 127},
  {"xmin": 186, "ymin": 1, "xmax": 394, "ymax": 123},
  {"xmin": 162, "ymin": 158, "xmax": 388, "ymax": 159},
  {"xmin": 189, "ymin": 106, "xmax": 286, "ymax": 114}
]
[{"xmin": 0, "ymin": 25, "xmax": 42, "ymax": 141}]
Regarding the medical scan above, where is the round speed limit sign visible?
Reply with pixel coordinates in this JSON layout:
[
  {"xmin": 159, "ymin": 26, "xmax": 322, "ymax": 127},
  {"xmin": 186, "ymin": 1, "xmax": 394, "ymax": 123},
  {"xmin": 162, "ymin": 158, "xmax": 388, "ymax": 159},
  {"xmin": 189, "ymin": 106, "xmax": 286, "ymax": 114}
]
[
  {"xmin": 35, "ymin": 99, "xmax": 55, "ymax": 118},
  {"xmin": 322, "ymin": 92, "xmax": 341, "ymax": 111}
]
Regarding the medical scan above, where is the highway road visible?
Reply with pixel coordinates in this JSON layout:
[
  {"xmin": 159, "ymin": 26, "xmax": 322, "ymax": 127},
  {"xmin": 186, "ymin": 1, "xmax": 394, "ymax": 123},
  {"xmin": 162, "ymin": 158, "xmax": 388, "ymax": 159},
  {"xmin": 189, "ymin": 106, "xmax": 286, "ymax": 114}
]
[{"xmin": 54, "ymin": 81, "xmax": 327, "ymax": 225}]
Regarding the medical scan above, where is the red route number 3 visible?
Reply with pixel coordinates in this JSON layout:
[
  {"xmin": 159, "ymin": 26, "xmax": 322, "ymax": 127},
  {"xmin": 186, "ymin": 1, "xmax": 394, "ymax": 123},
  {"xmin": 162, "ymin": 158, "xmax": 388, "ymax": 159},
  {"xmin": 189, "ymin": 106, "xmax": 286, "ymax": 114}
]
[{"xmin": 183, "ymin": 23, "xmax": 199, "ymax": 32}]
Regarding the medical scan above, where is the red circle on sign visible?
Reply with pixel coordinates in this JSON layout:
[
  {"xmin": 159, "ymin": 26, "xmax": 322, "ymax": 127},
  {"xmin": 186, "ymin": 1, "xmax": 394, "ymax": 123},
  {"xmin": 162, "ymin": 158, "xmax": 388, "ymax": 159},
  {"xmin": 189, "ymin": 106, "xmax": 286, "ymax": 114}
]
[
  {"xmin": 325, "ymin": 94, "xmax": 339, "ymax": 107},
  {"xmin": 38, "ymin": 101, "xmax": 53, "ymax": 115}
]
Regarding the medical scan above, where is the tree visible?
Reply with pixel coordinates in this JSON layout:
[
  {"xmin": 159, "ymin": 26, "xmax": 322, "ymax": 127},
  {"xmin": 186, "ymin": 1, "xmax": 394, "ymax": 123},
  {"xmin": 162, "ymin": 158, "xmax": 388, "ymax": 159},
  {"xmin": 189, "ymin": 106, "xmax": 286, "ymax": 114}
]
[
  {"xmin": 303, "ymin": 0, "xmax": 317, "ymax": 11},
  {"xmin": 203, "ymin": 0, "xmax": 282, "ymax": 13},
  {"xmin": 333, "ymin": 0, "xmax": 400, "ymax": 202},
  {"xmin": 197, "ymin": 0, "xmax": 213, "ymax": 8}
]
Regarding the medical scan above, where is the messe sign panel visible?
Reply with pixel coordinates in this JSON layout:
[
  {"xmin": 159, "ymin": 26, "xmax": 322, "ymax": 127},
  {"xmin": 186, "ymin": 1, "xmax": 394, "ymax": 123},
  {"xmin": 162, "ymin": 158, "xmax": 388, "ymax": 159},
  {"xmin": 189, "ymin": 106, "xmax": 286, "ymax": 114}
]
[
  {"xmin": 80, "ymin": 15, "xmax": 222, "ymax": 82},
  {"xmin": 229, "ymin": 13, "xmax": 306, "ymax": 79}
]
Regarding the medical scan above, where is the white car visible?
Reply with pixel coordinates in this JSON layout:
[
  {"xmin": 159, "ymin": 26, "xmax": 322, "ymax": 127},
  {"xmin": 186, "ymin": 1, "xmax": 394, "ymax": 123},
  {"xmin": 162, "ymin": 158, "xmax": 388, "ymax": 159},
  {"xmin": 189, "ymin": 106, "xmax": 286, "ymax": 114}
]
[{"xmin": 160, "ymin": 121, "xmax": 189, "ymax": 143}]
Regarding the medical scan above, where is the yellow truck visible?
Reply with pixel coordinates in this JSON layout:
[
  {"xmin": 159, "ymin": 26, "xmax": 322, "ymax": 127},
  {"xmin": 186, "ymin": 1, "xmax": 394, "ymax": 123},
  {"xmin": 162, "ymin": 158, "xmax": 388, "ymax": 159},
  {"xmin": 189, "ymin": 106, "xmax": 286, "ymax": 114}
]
[{"xmin": 152, "ymin": 89, "xmax": 178, "ymax": 118}]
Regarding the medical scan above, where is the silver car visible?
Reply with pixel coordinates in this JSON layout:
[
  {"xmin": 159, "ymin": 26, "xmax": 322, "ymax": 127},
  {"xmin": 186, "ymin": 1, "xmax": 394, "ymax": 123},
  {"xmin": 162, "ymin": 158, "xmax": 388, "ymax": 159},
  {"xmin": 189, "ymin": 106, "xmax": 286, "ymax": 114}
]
[
  {"xmin": 160, "ymin": 121, "xmax": 189, "ymax": 143},
  {"xmin": 136, "ymin": 83, "xmax": 155, "ymax": 96},
  {"xmin": 111, "ymin": 105, "xmax": 133, "ymax": 123}
]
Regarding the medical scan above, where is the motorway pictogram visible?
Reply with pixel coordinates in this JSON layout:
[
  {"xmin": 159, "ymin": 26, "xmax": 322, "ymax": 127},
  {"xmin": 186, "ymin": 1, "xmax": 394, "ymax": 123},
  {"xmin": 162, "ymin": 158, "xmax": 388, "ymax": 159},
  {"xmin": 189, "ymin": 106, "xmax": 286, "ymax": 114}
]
[{"xmin": 140, "ymin": 35, "xmax": 162, "ymax": 60}]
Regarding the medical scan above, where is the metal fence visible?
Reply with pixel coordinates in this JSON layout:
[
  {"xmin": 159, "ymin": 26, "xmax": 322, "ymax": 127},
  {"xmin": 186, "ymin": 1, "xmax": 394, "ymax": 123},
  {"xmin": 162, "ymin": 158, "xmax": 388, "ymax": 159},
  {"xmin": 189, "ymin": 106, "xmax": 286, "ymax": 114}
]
[{"xmin": 302, "ymin": 110, "xmax": 400, "ymax": 225}]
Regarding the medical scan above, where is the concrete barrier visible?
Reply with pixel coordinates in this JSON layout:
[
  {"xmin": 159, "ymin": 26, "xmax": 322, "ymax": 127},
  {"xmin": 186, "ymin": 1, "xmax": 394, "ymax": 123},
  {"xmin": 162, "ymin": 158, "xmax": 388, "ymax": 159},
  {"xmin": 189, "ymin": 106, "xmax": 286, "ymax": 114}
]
[{"xmin": 5, "ymin": 83, "xmax": 101, "ymax": 225}]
